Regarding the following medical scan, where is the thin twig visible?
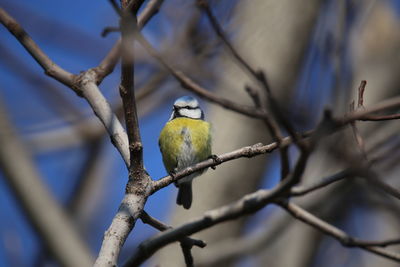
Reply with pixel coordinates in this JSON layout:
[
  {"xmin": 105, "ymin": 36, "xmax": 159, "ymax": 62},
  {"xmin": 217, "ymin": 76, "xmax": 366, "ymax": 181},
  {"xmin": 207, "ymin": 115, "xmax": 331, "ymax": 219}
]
[
  {"xmin": 102, "ymin": 26, "xmax": 120, "ymax": 37},
  {"xmin": 139, "ymin": 212, "xmax": 206, "ymax": 249},
  {"xmin": 276, "ymin": 201, "xmax": 400, "ymax": 262},
  {"xmin": 365, "ymin": 174, "xmax": 400, "ymax": 200},
  {"xmin": 357, "ymin": 80, "xmax": 367, "ymax": 108},
  {"xmin": 197, "ymin": 0, "xmax": 300, "ymax": 178},
  {"xmin": 131, "ymin": 22, "xmax": 268, "ymax": 119},
  {"xmin": 151, "ymin": 139, "xmax": 290, "ymax": 193},
  {"xmin": 341, "ymin": 95, "xmax": 400, "ymax": 124},
  {"xmin": 359, "ymin": 114, "xmax": 400, "ymax": 121},
  {"xmin": 290, "ymin": 169, "xmax": 353, "ymax": 196},
  {"xmin": 196, "ymin": 0, "xmax": 259, "ymax": 79},
  {"xmin": 95, "ymin": 0, "xmax": 165, "ymax": 83},
  {"xmin": 124, "ymin": 212, "xmax": 206, "ymax": 267},
  {"xmin": 349, "ymin": 96, "xmax": 368, "ymax": 159}
]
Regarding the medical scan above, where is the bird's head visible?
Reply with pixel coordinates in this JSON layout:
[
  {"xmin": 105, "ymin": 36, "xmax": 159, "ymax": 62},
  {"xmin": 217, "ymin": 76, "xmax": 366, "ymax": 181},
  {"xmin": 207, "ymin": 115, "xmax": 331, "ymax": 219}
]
[{"xmin": 169, "ymin": 96, "xmax": 204, "ymax": 121}]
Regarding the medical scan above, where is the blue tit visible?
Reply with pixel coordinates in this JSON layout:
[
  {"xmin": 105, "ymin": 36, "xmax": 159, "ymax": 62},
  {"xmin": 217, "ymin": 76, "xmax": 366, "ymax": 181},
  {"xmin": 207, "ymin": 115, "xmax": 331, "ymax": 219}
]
[{"xmin": 159, "ymin": 96, "xmax": 212, "ymax": 209}]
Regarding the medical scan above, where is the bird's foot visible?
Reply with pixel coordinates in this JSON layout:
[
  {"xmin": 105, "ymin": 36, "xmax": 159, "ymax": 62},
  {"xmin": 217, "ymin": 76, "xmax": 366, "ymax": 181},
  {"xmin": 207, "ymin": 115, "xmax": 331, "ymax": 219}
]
[
  {"xmin": 169, "ymin": 169, "xmax": 178, "ymax": 180},
  {"xmin": 208, "ymin": 154, "xmax": 221, "ymax": 170}
]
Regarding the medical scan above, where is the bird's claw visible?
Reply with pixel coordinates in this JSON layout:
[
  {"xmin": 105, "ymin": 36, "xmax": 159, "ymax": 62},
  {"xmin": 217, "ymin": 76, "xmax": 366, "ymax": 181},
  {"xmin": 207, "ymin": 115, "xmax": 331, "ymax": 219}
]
[{"xmin": 208, "ymin": 154, "xmax": 221, "ymax": 170}]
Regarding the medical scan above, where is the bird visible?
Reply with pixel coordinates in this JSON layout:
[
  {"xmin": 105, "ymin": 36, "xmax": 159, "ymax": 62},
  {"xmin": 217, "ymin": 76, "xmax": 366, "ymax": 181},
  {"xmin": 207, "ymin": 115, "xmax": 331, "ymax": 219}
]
[{"xmin": 159, "ymin": 96, "xmax": 212, "ymax": 209}]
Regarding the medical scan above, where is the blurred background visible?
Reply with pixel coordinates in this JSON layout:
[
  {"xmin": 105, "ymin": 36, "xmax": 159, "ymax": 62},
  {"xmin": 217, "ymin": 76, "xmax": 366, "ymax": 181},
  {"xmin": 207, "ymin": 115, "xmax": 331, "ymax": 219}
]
[{"xmin": 1, "ymin": 0, "xmax": 400, "ymax": 266}]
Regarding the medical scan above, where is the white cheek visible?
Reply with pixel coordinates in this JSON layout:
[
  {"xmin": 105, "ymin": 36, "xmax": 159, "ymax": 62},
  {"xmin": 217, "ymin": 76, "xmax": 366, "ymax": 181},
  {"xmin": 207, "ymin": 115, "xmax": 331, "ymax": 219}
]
[{"xmin": 179, "ymin": 108, "xmax": 201, "ymax": 119}]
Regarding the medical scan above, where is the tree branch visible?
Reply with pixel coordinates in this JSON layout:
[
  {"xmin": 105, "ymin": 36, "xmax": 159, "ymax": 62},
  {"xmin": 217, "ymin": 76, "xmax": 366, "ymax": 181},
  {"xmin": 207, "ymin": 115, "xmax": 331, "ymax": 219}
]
[
  {"xmin": 94, "ymin": 192, "xmax": 149, "ymax": 267},
  {"xmin": 119, "ymin": 0, "xmax": 143, "ymax": 172},
  {"xmin": 196, "ymin": 0, "xmax": 303, "ymax": 150},
  {"xmin": 276, "ymin": 200, "xmax": 400, "ymax": 262},
  {"xmin": 0, "ymin": 8, "xmax": 75, "ymax": 88},
  {"xmin": 123, "ymin": 212, "xmax": 206, "ymax": 267},
  {"xmin": 290, "ymin": 169, "xmax": 353, "ymax": 196},
  {"xmin": 130, "ymin": 22, "xmax": 269, "ymax": 119},
  {"xmin": 151, "ymin": 91, "xmax": 400, "ymax": 193},
  {"xmin": 94, "ymin": 0, "xmax": 165, "ymax": 83},
  {"xmin": 0, "ymin": 7, "xmax": 132, "ymax": 166},
  {"xmin": 129, "ymin": 139, "xmax": 312, "ymax": 265},
  {"xmin": 0, "ymin": 101, "xmax": 93, "ymax": 267},
  {"xmin": 94, "ymin": 2, "xmax": 152, "ymax": 266},
  {"xmin": 341, "ymin": 95, "xmax": 400, "ymax": 124},
  {"xmin": 75, "ymin": 70, "xmax": 130, "ymax": 166},
  {"xmin": 151, "ymin": 140, "xmax": 287, "ymax": 193}
]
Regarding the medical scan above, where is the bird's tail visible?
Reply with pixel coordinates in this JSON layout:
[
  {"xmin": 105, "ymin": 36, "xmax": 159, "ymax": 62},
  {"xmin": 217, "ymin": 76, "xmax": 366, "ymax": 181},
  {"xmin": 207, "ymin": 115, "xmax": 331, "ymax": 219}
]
[{"xmin": 176, "ymin": 181, "xmax": 192, "ymax": 209}]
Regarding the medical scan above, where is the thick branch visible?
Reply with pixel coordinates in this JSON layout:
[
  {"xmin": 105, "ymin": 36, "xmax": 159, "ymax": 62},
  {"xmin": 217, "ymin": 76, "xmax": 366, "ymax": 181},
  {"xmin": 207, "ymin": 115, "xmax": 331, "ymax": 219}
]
[
  {"xmin": 0, "ymin": 8, "xmax": 75, "ymax": 88},
  {"xmin": 119, "ymin": 5, "xmax": 143, "ymax": 172},
  {"xmin": 94, "ymin": 2, "xmax": 153, "ymax": 266},
  {"xmin": 76, "ymin": 70, "xmax": 130, "ymax": 166},
  {"xmin": 94, "ymin": 191, "xmax": 150, "ymax": 267},
  {"xmin": 0, "ymin": 102, "xmax": 93, "ymax": 267}
]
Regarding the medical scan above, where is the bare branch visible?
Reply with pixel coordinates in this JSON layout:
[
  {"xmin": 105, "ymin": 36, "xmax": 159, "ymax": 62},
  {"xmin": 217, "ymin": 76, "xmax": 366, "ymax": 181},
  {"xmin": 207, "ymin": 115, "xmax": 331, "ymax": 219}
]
[
  {"xmin": 196, "ymin": 0, "xmax": 305, "ymax": 179},
  {"xmin": 131, "ymin": 22, "xmax": 268, "ymax": 119},
  {"xmin": 359, "ymin": 113, "xmax": 400, "ymax": 121},
  {"xmin": 152, "ymin": 91, "xmax": 400, "ymax": 192},
  {"xmin": 127, "ymin": 189, "xmax": 277, "ymax": 266},
  {"xmin": 290, "ymin": 169, "xmax": 353, "ymax": 196},
  {"xmin": 123, "ymin": 212, "xmax": 206, "ymax": 267},
  {"xmin": 365, "ymin": 174, "xmax": 400, "ymax": 200},
  {"xmin": 341, "ymin": 95, "xmax": 400, "ymax": 124},
  {"xmin": 75, "ymin": 70, "xmax": 130, "ymax": 166},
  {"xmin": 137, "ymin": 0, "xmax": 164, "ymax": 28},
  {"xmin": 0, "ymin": 101, "xmax": 93, "ymax": 267},
  {"xmin": 0, "ymin": 7, "xmax": 132, "ymax": 165},
  {"xmin": 276, "ymin": 201, "xmax": 400, "ymax": 262},
  {"xmin": 94, "ymin": 192, "xmax": 150, "ymax": 267},
  {"xmin": 140, "ymin": 211, "xmax": 207, "ymax": 250},
  {"xmin": 119, "ymin": 2, "xmax": 144, "ymax": 172},
  {"xmin": 196, "ymin": 0, "xmax": 259, "ymax": 80},
  {"xmin": 357, "ymin": 80, "xmax": 367, "ymax": 108},
  {"xmin": 130, "ymin": 141, "xmax": 312, "ymax": 265},
  {"xmin": 151, "ymin": 140, "xmax": 286, "ymax": 193},
  {"xmin": 94, "ymin": 0, "xmax": 165, "ymax": 83},
  {"xmin": 94, "ymin": 2, "xmax": 153, "ymax": 265},
  {"xmin": 0, "ymin": 8, "xmax": 75, "ymax": 88}
]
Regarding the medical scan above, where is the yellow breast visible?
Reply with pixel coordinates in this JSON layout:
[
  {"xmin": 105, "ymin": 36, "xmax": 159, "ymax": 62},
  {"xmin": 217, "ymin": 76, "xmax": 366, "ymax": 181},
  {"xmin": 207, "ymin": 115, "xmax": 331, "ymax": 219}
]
[{"xmin": 159, "ymin": 117, "xmax": 212, "ymax": 173}]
